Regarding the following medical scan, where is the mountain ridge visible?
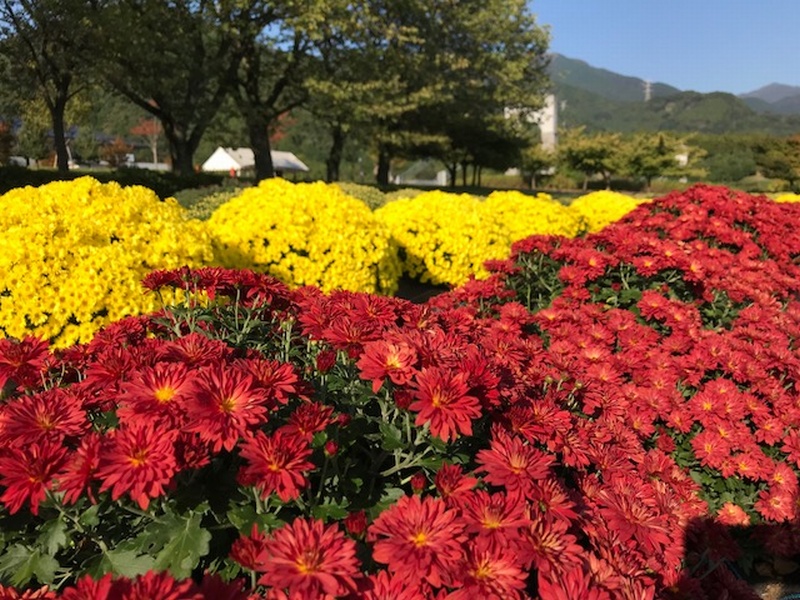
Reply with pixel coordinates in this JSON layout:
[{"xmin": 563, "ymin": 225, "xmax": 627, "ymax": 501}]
[{"xmin": 547, "ymin": 54, "xmax": 800, "ymax": 133}]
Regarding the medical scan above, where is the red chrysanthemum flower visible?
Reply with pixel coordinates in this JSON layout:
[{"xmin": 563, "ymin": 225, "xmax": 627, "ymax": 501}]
[
  {"xmin": 357, "ymin": 340, "xmax": 418, "ymax": 393},
  {"xmin": 230, "ymin": 523, "xmax": 268, "ymax": 572},
  {"xmin": 434, "ymin": 462, "xmax": 478, "ymax": 508},
  {"xmin": 447, "ymin": 538, "xmax": 529, "ymax": 600},
  {"xmin": 185, "ymin": 365, "xmax": 269, "ymax": 452},
  {"xmin": 368, "ymin": 494, "xmax": 466, "ymax": 588},
  {"xmin": 0, "ymin": 336, "xmax": 50, "ymax": 391},
  {"xmin": 111, "ymin": 569, "xmax": 200, "ymax": 600},
  {"xmin": 475, "ymin": 427, "xmax": 554, "ymax": 500},
  {"xmin": 754, "ymin": 487, "xmax": 796, "ymax": 522},
  {"xmin": 117, "ymin": 362, "xmax": 194, "ymax": 428},
  {"xmin": 239, "ymin": 358, "xmax": 300, "ymax": 405},
  {"xmin": 257, "ymin": 518, "xmax": 360, "ymax": 597},
  {"xmin": 596, "ymin": 484, "xmax": 672, "ymax": 556},
  {"xmin": 0, "ymin": 584, "xmax": 58, "ymax": 599},
  {"xmin": 95, "ymin": 423, "xmax": 178, "ymax": 510},
  {"xmin": 281, "ymin": 402, "xmax": 335, "ymax": 440},
  {"xmin": 357, "ymin": 570, "xmax": 429, "ymax": 600},
  {"xmin": 237, "ymin": 429, "xmax": 314, "ymax": 502},
  {"xmin": 408, "ymin": 367, "xmax": 482, "ymax": 442},
  {"xmin": 56, "ymin": 432, "xmax": 102, "ymax": 505},
  {"xmin": 59, "ymin": 573, "xmax": 114, "ymax": 600},
  {"xmin": 460, "ymin": 490, "xmax": 529, "ymax": 547},
  {"xmin": 161, "ymin": 332, "xmax": 231, "ymax": 367},
  {"xmin": 0, "ymin": 388, "xmax": 88, "ymax": 445},
  {"xmin": 537, "ymin": 565, "xmax": 612, "ymax": 600},
  {"xmin": 523, "ymin": 515, "xmax": 584, "ymax": 576},
  {"xmin": 0, "ymin": 441, "xmax": 68, "ymax": 515},
  {"xmin": 716, "ymin": 502, "xmax": 751, "ymax": 527}
]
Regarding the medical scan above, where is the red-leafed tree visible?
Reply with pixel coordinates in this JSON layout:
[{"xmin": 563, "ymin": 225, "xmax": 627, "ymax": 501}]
[{"xmin": 130, "ymin": 116, "xmax": 162, "ymax": 165}]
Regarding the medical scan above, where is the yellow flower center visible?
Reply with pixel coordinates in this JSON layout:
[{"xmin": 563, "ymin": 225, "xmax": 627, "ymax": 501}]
[
  {"xmin": 128, "ymin": 448, "xmax": 149, "ymax": 467},
  {"xmin": 411, "ymin": 531, "xmax": 428, "ymax": 547},
  {"xmin": 153, "ymin": 386, "xmax": 176, "ymax": 403}
]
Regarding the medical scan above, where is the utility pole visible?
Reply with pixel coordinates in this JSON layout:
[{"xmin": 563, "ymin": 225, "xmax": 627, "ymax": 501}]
[{"xmin": 644, "ymin": 80, "xmax": 653, "ymax": 102}]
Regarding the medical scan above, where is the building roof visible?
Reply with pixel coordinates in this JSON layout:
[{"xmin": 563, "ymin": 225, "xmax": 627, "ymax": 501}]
[{"xmin": 201, "ymin": 147, "xmax": 309, "ymax": 173}]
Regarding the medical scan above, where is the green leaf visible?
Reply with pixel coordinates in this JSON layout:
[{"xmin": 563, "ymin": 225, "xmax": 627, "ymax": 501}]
[
  {"xmin": 369, "ymin": 487, "xmax": 405, "ymax": 518},
  {"xmin": 226, "ymin": 503, "xmax": 283, "ymax": 533},
  {"xmin": 79, "ymin": 503, "xmax": 101, "ymax": 527},
  {"xmin": 378, "ymin": 422, "xmax": 405, "ymax": 451},
  {"xmin": 91, "ymin": 546, "xmax": 156, "ymax": 579},
  {"xmin": 138, "ymin": 508, "xmax": 211, "ymax": 578},
  {"xmin": 36, "ymin": 516, "xmax": 69, "ymax": 556},
  {"xmin": 311, "ymin": 499, "xmax": 350, "ymax": 521},
  {"xmin": 0, "ymin": 544, "xmax": 58, "ymax": 586}
]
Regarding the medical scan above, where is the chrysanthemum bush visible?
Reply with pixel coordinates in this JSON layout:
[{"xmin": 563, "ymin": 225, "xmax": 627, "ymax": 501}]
[
  {"xmin": 207, "ymin": 178, "xmax": 401, "ymax": 295},
  {"xmin": 374, "ymin": 190, "xmax": 511, "ymax": 287},
  {"xmin": 2, "ymin": 185, "xmax": 800, "ymax": 598},
  {"xmin": 567, "ymin": 190, "xmax": 649, "ymax": 233},
  {"xmin": 0, "ymin": 177, "xmax": 213, "ymax": 348},
  {"xmin": 374, "ymin": 188, "xmax": 647, "ymax": 287},
  {"xmin": 483, "ymin": 190, "xmax": 585, "ymax": 240}
]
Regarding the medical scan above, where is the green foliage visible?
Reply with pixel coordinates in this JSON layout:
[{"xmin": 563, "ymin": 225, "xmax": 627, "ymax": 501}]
[
  {"xmin": 334, "ymin": 182, "xmax": 388, "ymax": 210},
  {"xmin": 0, "ymin": 166, "xmax": 223, "ymax": 198}
]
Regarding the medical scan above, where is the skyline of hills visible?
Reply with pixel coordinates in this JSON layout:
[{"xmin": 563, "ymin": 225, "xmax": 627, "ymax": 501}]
[{"xmin": 546, "ymin": 54, "xmax": 800, "ymax": 134}]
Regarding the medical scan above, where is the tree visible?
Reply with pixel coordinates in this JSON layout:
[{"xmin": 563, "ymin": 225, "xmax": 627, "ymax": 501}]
[
  {"xmin": 130, "ymin": 117, "xmax": 162, "ymax": 165},
  {"xmin": 363, "ymin": 0, "xmax": 550, "ymax": 186},
  {"xmin": 95, "ymin": 0, "xmax": 240, "ymax": 176},
  {"xmin": 0, "ymin": 0, "xmax": 94, "ymax": 172},
  {"xmin": 520, "ymin": 143, "xmax": 556, "ymax": 189},
  {"xmin": 558, "ymin": 127, "xmax": 624, "ymax": 190},
  {"xmin": 753, "ymin": 134, "xmax": 800, "ymax": 191}
]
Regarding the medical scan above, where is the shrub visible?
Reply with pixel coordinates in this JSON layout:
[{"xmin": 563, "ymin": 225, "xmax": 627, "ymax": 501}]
[
  {"xmin": 0, "ymin": 177, "xmax": 212, "ymax": 347},
  {"xmin": 206, "ymin": 178, "xmax": 401, "ymax": 295},
  {"xmin": 334, "ymin": 182, "xmax": 388, "ymax": 210},
  {"xmin": 484, "ymin": 190, "xmax": 585, "ymax": 239},
  {"xmin": 374, "ymin": 190, "xmax": 508, "ymax": 287},
  {"xmin": 567, "ymin": 190, "xmax": 649, "ymax": 232}
]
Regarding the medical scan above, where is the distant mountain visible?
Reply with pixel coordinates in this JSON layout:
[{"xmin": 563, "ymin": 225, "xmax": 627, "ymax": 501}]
[
  {"xmin": 547, "ymin": 55, "xmax": 800, "ymax": 133},
  {"xmin": 547, "ymin": 54, "xmax": 681, "ymax": 103},
  {"xmin": 739, "ymin": 83, "xmax": 800, "ymax": 116},
  {"xmin": 740, "ymin": 83, "xmax": 800, "ymax": 104}
]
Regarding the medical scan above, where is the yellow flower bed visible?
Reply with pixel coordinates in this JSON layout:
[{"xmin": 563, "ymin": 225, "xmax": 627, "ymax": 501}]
[
  {"xmin": 374, "ymin": 191, "xmax": 509, "ymax": 287},
  {"xmin": 568, "ymin": 190, "xmax": 649, "ymax": 232},
  {"xmin": 774, "ymin": 193, "xmax": 800, "ymax": 203},
  {"xmin": 207, "ymin": 179, "xmax": 400, "ymax": 295},
  {"xmin": 484, "ymin": 190, "xmax": 585, "ymax": 240},
  {"xmin": 0, "ymin": 177, "xmax": 212, "ymax": 347}
]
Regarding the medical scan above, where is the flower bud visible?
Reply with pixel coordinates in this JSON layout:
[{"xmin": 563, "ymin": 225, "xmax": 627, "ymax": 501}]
[
  {"xmin": 324, "ymin": 440, "xmax": 338, "ymax": 457},
  {"xmin": 410, "ymin": 472, "xmax": 427, "ymax": 494}
]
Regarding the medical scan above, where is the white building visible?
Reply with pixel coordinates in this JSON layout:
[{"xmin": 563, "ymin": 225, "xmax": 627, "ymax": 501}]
[{"xmin": 201, "ymin": 147, "xmax": 309, "ymax": 176}]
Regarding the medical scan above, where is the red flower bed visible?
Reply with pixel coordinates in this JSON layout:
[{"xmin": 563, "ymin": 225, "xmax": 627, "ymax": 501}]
[{"xmin": 0, "ymin": 185, "xmax": 798, "ymax": 598}]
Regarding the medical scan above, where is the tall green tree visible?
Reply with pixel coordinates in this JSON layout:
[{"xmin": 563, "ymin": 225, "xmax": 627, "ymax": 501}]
[
  {"xmin": 364, "ymin": 0, "xmax": 550, "ymax": 186},
  {"xmin": 223, "ymin": 1, "xmax": 322, "ymax": 182},
  {"xmin": 95, "ymin": 0, "xmax": 240, "ymax": 176},
  {"xmin": 0, "ymin": 0, "xmax": 94, "ymax": 172}
]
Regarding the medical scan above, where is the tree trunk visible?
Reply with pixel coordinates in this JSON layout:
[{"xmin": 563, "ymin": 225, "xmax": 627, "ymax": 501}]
[
  {"xmin": 248, "ymin": 116, "xmax": 275, "ymax": 182},
  {"xmin": 50, "ymin": 95, "xmax": 70, "ymax": 174},
  {"xmin": 582, "ymin": 175, "xmax": 589, "ymax": 191},
  {"xmin": 325, "ymin": 125, "xmax": 345, "ymax": 183},
  {"xmin": 461, "ymin": 161, "xmax": 468, "ymax": 187},
  {"xmin": 377, "ymin": 145, "xmax": 391, "ymax": 186},
  {"xmin": 161, "ymin": 118, "xmax": 198, "ymax": 177},
  {"xmin": 166, "ymin": 135, "xmax": 196, "ymax": 177},
  {"xmin": 446, "ymin": 162, "xmax": 457, "ymax": 186}
]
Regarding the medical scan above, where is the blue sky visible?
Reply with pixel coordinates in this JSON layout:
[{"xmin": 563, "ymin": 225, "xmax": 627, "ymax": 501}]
[{"xmin": 531, "ymin": 0, "xmax": 800, "ymax": 94}]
